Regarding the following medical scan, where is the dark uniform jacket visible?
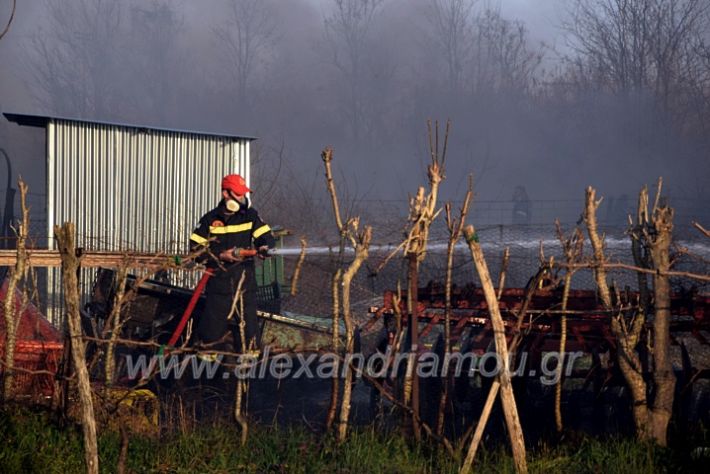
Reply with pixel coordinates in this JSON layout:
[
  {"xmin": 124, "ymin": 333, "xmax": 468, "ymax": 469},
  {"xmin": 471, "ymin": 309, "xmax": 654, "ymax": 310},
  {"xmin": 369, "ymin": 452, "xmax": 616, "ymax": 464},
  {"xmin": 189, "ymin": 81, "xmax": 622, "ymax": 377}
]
[{"xmin": 189, "ymin": 199, "xmax": 275, "ymax": 294}]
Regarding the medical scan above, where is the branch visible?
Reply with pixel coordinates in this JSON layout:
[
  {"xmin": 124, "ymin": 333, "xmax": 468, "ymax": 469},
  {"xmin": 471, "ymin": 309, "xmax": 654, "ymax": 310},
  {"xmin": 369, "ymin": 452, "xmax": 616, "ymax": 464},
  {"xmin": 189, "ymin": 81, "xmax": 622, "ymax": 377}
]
[
  {"xmin": 693, "ymin": 222, "xmax": 710, "ymax": 239},
  {"xmin": 557, "ymin": 261, "xmax": 710, "ymax": 283},
  {"xmin": 372, "ymin": 239, "xmax": 406, "ymax": 274},
  {"xmin": 496, "ymin": 247, "xmax": 511, "ymax": 301},
  {"xmin": 584, "ymin": 186, "xmax": 612, "ymax": 308},
  {"xmin": 290, "ymin": 237, "xmax": 307, "ymax": 296},
  {"xmin": 0, "ymin": 0, "xmax": 16, "ymax": 41},
  {"xmin": 322, "ymin": 147, "xmax": 344, "ymax": 233}
]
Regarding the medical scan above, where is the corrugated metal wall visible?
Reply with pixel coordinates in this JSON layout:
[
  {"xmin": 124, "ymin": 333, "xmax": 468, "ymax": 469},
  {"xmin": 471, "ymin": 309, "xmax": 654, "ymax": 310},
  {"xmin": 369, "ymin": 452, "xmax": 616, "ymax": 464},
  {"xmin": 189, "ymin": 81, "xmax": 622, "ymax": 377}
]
[{"xmin": 45, "ymin": 119, "xmax": 251, "ymax": 324}]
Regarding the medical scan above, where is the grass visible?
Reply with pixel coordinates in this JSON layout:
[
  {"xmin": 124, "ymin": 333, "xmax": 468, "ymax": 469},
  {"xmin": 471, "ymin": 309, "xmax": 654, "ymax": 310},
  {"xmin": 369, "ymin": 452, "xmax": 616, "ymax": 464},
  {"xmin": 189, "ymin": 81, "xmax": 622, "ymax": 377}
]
[{"xmin": 0, "ymin": 409, "xmax": 707, "ymax": 473}]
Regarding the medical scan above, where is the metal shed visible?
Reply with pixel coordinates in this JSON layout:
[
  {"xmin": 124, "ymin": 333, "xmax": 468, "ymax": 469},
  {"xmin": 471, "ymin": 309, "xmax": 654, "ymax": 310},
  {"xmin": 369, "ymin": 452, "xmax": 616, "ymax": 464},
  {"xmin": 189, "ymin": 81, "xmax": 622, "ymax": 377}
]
[{"xmin": 4, "ymin": 112, "xmax": 255, "ymax": 323}]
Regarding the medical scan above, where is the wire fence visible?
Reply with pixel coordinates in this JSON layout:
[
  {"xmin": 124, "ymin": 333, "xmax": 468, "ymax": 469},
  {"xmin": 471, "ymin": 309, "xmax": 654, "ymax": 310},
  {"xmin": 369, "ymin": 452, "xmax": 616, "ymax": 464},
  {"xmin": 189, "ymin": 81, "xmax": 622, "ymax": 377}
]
[
  {"xmin": 3, "ymin": 194, "xmax": 709, "ymax": 241},
  {"xmin": 276, "ymin": 219, "xmax": 710, "ymax": 323},
  {"xmin": 1, "ymin": 197, "xmax": 709, "ymax": 325}
]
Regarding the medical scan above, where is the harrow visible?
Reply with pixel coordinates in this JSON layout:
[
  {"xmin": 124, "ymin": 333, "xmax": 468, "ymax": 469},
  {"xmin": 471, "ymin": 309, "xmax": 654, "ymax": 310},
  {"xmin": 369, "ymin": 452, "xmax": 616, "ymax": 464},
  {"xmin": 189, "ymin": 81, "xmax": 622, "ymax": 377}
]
[{"xmin": 367, "ymin": 282, "xmax": 710, "ymax": 383}]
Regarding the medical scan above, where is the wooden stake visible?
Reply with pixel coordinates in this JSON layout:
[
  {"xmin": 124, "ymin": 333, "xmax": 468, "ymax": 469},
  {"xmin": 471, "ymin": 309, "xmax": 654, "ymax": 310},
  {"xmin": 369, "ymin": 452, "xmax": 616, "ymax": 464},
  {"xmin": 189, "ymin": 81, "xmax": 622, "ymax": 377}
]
[
  {"xmin": 55, "ymin": 222, "xmax": 99, "ymax": 474},
  {"xmin": 460, "ymin": 380, "xmax": 501, "ymax": 473},
  {"xmin": 463, "ymin": 225, "xmax": 527, "ymax": 474}
]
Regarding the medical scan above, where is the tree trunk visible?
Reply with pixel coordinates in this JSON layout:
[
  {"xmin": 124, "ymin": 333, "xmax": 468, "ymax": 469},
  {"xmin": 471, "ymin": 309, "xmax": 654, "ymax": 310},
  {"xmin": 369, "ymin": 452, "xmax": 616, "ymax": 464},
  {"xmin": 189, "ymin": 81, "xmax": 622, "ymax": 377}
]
[
  {"xmin": 325, "ymin": 268, "xmax": 341, "ymax": 430},
  {"xmin": 612, "ymin": 314, "xmax": 650, "ymax": 439},
  {"xmin": 648, "ymin": 206, "xmax": 675, "ymax": 446},
  {"xmin": 585, "ymin": 186, "xmax": 652, "ymax": 438},
  {"xmin": 436, "ymin": 233, "xmax": 457, "ymax": 436},
  {"xmin": 104, "ymin": 266, "xmax": 128, "ymax": 385},
  {"xmin": 406, "ymin": 253, "xmax": 421, "ymax": 440},
  {"xmin": 631, "ymin": 186, "xmax": 652, "ymax": 313},
  {"xmin": 554, "ymin": 271, "xmax": 571, "ymax": 433},
  {"xmin": 321, "ymin": 147, "xmax": 345, "ymax": 432},
  {"xmin": 2, "ymin": 179, "xmax": 29, "ymax": 401},
  {"xmin": 584, "ymin": 188, "xmax": 612, "ymax": 309},
  {"xmin": 55, "ymin": 223, "xmax": 99, "ymax": 474},
  {"xmin": 439, "ymin": 190, "xmax": 472, "ymax": 436},
  {"xmin": 337, "ymin": 226, "xmax": 371, "ymax": 443}
]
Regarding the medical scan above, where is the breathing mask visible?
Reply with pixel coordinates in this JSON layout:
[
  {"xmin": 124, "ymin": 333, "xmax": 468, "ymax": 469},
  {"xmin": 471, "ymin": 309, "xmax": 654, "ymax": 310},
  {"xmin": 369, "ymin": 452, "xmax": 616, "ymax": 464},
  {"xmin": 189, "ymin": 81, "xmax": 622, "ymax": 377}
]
[{"xmin": 225, "ymin": 190, "xmax": 247, "ymax": 212}]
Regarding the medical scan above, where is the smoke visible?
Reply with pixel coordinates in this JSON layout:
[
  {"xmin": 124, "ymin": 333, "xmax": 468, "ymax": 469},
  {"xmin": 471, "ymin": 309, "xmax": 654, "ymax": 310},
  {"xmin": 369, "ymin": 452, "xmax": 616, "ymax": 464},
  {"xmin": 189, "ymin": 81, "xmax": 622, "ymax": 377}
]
[{"xmin": 0, "ymin": 0, "xmax": 708, "ymax": 227}]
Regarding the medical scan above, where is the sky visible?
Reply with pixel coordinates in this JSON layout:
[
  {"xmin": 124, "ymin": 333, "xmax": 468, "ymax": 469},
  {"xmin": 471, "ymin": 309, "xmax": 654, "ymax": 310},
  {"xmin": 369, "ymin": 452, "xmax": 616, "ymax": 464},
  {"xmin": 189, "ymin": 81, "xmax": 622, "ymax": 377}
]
[{"xmin": 500, "ymin": 0, "xmax": 562, "ymax": 40}]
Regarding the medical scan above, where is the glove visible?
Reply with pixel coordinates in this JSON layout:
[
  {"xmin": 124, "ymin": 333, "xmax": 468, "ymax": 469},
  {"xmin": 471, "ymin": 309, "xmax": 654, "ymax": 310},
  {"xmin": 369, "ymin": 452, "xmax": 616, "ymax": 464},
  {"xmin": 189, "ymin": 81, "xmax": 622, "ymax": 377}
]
[{"xmin": 219, "ymin": 248, "xmax": 242, "ymax": 263}]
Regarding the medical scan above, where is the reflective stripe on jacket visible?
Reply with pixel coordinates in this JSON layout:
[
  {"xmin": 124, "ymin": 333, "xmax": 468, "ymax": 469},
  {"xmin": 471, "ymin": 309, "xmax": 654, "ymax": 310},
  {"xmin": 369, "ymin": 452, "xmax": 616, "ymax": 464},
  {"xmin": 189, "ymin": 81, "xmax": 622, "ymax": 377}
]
[{"xmin": 189, "ymin": 200, "xmax": 275, "ymax": 293}]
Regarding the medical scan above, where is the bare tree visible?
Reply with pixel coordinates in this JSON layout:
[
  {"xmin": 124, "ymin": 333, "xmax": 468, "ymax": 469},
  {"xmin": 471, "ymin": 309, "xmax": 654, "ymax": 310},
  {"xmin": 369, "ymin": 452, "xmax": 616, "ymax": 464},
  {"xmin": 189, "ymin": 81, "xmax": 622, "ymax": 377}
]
[
  {"xmin": 0, "ymin": 0, "xmax": 16, "ymax": 41},
  {"xmin": 553, "ymin": 222, "xmax": 584, "ymax": 433},
  {"xmin": 563, "ymin": 0, "xmax": 708, "ymax": 109},
  {"xmin": 402, "ymin": 120, "xmax": 447, "ymax": 440},
  {"xmin": 126, "ymin": 1, "xmax": 184, "ymax": 123},
  {"xmin": 427, "ymin": 0, "xmax": 476, "ymax": 93},
  {"xmin": 471, "ymin": 6, "xmax": 542, "ymax": 95},
  {"xmin": 323, "ymin": 0, "xmax": 385, "ymax": 142},
  {"xmin": 214, "ymin": 0, "xmax": 278, "ymax": 110},
  {"xmin": 26, "ymin": 0, "xmax": 190, "ymax": 123},
  {"xmin": 684, "ymin": 32, "xmax": 710, "ymax": 135},
  {"xmin": 436, "ymin": 177, "xmax": 472, "ymax": 436},
  {"xmin": 2, "ymin": 179, "xmax": 28, "ymax": 401},
  {"xmin": 422, "ymin": 1, "xmax": 541, "ymax": 96},
  {"xmin": 338, "ymin": 220, "xmax": 371, "ymax": 442},
  {"xmin": 320, "ymin": 147, "xmax": 372, "ymax": 440},
  {"xmin": 322, "ymin": 146, "xmax": 348, "ymax": 430},
  {"xmin": 27, "ymin": 0, "xmax": 125, "ymax": 118},
  {"xmin": 584, "ymin": 182, "xmax": 677, "ymax": 446}
]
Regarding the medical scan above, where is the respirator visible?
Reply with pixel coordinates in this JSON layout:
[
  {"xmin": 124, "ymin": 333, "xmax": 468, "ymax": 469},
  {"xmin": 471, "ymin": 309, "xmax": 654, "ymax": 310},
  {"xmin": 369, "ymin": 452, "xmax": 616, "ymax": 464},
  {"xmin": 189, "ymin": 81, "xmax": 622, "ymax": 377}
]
[{"xmin": 225, "ymin": 190, "xmax": 247, "ymax": 212}]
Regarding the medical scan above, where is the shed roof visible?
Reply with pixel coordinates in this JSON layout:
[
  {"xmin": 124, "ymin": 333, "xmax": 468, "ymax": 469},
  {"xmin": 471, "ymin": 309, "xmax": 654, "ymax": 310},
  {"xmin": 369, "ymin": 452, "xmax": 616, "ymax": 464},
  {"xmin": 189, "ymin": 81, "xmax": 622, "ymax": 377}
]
[{"xmin": 3, "ymin": 112, "xmax": 257, "ymax": 141}]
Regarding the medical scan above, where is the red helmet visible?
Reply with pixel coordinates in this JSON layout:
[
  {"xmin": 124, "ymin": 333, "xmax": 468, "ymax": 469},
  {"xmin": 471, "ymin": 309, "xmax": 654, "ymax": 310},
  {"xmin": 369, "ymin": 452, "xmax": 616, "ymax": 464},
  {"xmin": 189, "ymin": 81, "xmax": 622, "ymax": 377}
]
[{"xmin": 221, "ymin": 174, "xmax": 251, "ymax": 196}]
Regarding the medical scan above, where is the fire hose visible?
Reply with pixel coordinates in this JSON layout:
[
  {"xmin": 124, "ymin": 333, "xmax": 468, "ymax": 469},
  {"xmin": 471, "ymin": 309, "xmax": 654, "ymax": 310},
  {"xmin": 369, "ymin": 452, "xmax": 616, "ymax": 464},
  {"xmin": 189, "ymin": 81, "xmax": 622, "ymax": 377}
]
[
  {"xmin": 158, "ymin": 248, "xmax": 273, "ymax": 355},
  {"xmin": 158, "ymin": 242, "xmax": 407, "ymax": 354},
  {"xmin": 156, "ymin": 242, "xmax": 415, "ymax": 355}
]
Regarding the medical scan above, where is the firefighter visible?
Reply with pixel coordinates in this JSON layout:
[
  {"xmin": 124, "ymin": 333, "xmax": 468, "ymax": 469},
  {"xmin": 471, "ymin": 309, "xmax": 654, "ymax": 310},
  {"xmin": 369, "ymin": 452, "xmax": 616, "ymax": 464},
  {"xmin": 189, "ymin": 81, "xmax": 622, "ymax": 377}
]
[{"xmin": 189, "ymin": 174, "xmax": 275, "ymax": 354}]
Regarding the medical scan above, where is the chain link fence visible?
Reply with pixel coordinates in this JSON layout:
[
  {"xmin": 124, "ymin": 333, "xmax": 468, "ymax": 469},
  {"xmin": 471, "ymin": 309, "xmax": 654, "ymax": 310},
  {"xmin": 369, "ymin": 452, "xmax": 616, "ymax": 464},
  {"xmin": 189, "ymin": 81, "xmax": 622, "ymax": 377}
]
[
  {"xmin": 277, "ymin": 219, "xmax": 710, "ymax": 324},
  {"xmin": 1, "ymin": 194, "xmax": 708, "ymax": 325}
]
